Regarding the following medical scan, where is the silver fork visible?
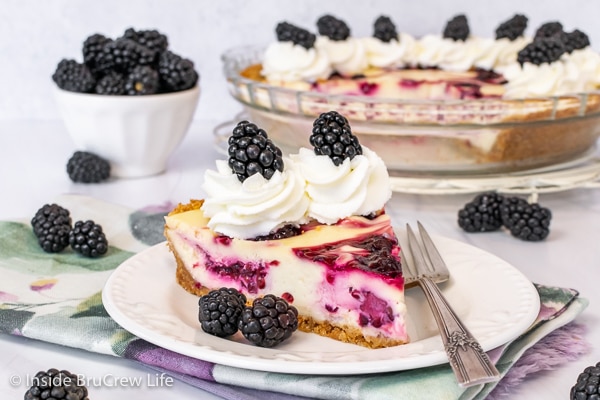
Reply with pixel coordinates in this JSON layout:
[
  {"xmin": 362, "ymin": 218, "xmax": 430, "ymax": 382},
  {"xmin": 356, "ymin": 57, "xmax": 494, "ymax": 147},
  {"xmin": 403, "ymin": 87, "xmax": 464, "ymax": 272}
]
[{"xmin": 403, "ymin": 221, "xmax": 500, "ymax": 387}]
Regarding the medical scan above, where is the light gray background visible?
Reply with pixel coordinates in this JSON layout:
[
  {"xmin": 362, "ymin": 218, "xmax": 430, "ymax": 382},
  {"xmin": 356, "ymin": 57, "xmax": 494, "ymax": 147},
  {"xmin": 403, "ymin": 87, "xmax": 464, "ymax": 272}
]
[{"xmin": 2, "ymin": 0, "xmax": 599, "ymax": 122}]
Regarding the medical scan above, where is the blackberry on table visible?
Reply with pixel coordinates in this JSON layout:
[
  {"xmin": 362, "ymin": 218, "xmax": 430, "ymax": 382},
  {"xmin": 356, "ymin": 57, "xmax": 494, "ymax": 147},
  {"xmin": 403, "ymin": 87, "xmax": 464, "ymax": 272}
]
[
  {"xmin": 24, "ymin": 368, "xmax": 89, "ymax": 400},
  {"xmin": 120, "ymin": 27, "xmax": 168, "ymax": 55},
  {"xmin": 31, "ymin": 204, "xmax": 72, "ymax": 253},
  {"xmin": 565, "ymin": 29, "xmax": 591, "ymax": 53},
  {"xmin": 499, "ymin": 197, "xmax": 552, "ymax": 241},
  {"xmin": 69, "ymin": 220, "xmax": 109, "ymax": 257},
  {"xmin": 534, "ymin": 21, "xmax": 564, "ymax": 40},
  {"xmin": 238, "ymin": 294, "xmax": 299, "ymax": 348},
  {"xmin": 228, "ymin": 120, "xmax": 284, "ymax": 182},
  {"xmin": 517, "ymin": 37, "xmax": 566, "ymax": 66},
  {"xmin": 198, "ymin": 288, "xmax": 247, "ymax": 337},
  {"xmin": 94, "ymin": 38, "xmax": 156, "ymax": 73},
  {"xmin": 373, "ymin": 15, "xmax": 398, "ymax": 43},
  {"xmin": 443, "ymin": 14, "xmax": 470, "ymax": 41},
  {"xmin": 67, "ymin": 151, "xmax": 111, "ymax": 183},
  {"xmin": 52, "ymin": 59, "xmax": 96, "ymax": 93},
  {"xmin": 571, "ymin": 362, "xmax": 600, "ymax": 400},
  {"xmin": 316, "ymin": 14, "xmax": 351, "ymax": 41},
  {"xmin": 125, "ymin": 65, "xmax": 159, "ymax": 95},
  {"xmin": 82, "ymin": 33, "xmax": 111, "ymax": 74},
  {"xmin": 457, "ymin": 192, "xmax": 505, "ymax": 233},
  {"xmin": 495, "ymin": 14, "xmax": 528, "ymax": 41},
  {"xmin": 157, "ymin": 50, "xmax": 198, "ymax": 92},
  {"xmin": 94, "ymin": 71, "xmax": 126, "ymax": 95},
  {"xmin": 275, "ymin": 22, "xmax": 316, "ymax": 49},
  {"xmin": 310, "ymin": 111, "xmax": 362, "ymax": 166}
]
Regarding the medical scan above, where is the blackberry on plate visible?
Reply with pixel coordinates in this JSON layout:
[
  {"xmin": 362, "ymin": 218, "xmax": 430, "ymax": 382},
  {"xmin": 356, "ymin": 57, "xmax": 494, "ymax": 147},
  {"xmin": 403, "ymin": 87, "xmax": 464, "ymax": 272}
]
[
  {"xmin": 69, "ymin": 220, "xmax": 108, "ymax": 257},
  {"xmin": 120, "ymin": 27, "xmax": 168, "ymax": 55},
  {"xmin": 228, "ymin": 120, "xmax": 284, "ymax": 182},
  {"xmin": 52, "ymin": 59, "xmax": 95, "ymax": 93},
  {"xmin": 94, "ymin": 71, "xmax": 126, "ymax": 95},
  {"xmin": 495, "ymin": 14, "xmax": 528, "ymax": 41},
  {"xmin": 94, "ymin": 38, "xmax": 156, "ymax": 73},
  {"xmin": 66, "ymin": 151, "xmax": 111, "ymax": 183},
  {"xmin": 571, "ymin": 361, "xmax": 600, "ymax": 400},
  {"xmin": 125, "ymin": 65, "xmax": 159, "ymax": 95},
  {"xmin": 198, "ymin": 288, "xmax": 247, "ymax": 337},
  {"xmin": 31, "ymin": 204, "xmax": 72, "ymax": 253},
  {"xmin": 457, "ymin": 192, "xmax": 505, "ymax": 233},
  {"xmin": 316, "ymin": 14, "xmax": 351, "ymax": 41},
  {"xmin": 499, "ymin": 197, "xmax": 552, "ymax": 241},
  {"xmin": 82, "ymin": 33, "xmax": 111, "ymax": 74},
  {"xmin": 517, "ymin": 37, "xmax": 566, "ymax": 66},
  {"xmin": 565, "ymin": 29, "xmax": 591, "ymax": 53},
  {"xmin": 443, "ymin": 14, "xmax": 470, "ymax": 41},
  {"xmin": 238, "ymin": 294, "xmax": 299, "ymax": 348},
  {"xmin": 24, "ymin": 368, "xmax": 89, "ymax": 400},
  {"xmin": 373, "ymin": 15, "xmax": 398, "ymax": 43},
  {"xmin": 310, "ymin": 111, "xmax": 362, "ymax": 166},
  {"xmin": 275, "ymin": 22, "xmax": 316, "ymax": 49},
  {"xmin": 534, "ymin": 21, "xmax": 564, "ymax": 40},
  {"xmin": 157, "ymin": 50, "xmax": 199, "ymax": 92}
]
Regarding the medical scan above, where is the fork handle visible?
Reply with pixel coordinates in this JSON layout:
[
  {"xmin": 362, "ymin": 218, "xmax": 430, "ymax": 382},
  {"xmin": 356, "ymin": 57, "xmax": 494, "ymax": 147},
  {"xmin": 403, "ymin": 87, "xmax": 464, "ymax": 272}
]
[{"xmin": 417, "ymin": 276, "xmax": 500, "ymax": 387}]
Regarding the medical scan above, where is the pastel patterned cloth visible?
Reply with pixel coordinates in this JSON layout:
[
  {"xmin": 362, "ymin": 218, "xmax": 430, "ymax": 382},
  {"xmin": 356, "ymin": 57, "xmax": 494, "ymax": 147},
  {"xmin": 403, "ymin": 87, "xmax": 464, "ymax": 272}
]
[{"xmin": 0, "ymin": 194, "xmax": 590, "ymax": 400}]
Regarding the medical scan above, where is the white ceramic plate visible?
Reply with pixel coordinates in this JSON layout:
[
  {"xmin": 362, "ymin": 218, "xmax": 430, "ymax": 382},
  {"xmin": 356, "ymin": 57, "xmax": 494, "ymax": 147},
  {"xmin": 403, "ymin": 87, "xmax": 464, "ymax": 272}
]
[{"xmin": 102, "ymin": 236, "xmax": 540, "ymax": 375}]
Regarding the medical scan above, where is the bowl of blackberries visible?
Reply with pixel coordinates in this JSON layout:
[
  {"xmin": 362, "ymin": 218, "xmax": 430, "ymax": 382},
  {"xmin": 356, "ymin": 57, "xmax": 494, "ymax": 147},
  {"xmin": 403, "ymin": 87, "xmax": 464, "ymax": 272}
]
[{"xmin": 52, "ymin": 28, "xmax": 200, "ymax": 178}]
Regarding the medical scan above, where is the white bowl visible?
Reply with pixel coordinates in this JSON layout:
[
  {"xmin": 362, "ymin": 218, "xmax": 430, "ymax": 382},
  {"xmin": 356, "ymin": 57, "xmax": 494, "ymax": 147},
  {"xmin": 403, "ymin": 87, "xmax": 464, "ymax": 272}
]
[{"xmin": 54, "ymin": 86, "xmax": 200, "ymax": 178}]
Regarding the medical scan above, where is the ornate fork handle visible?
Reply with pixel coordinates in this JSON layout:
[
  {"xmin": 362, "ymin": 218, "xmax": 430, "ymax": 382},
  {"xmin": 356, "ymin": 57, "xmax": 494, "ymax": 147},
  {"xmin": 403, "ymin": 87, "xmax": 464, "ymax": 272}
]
[{"xmin": 417, "ymin": 276, "xmax": 500, "ymax": 387}]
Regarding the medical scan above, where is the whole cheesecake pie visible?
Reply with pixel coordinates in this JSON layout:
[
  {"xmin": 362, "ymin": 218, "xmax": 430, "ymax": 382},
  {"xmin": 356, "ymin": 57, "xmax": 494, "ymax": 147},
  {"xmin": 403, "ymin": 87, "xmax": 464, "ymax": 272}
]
[{"xmin": 165, "ymin": 111, "xmax": 409, "ymax": 348}]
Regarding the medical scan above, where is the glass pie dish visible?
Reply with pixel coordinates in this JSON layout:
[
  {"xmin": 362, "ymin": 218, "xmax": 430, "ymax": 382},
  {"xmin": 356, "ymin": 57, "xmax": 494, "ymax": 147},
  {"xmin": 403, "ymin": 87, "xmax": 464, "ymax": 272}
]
[{"xmin": 221, "ymin": 45, "xmax": 600, "ymax": 175}]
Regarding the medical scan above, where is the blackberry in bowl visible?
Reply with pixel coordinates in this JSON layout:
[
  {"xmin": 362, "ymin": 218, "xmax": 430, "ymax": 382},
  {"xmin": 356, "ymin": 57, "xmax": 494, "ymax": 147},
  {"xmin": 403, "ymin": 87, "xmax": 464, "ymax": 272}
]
[{"xmin": 52, "ymin": 27, "xmax": 200, "ymax": 178}]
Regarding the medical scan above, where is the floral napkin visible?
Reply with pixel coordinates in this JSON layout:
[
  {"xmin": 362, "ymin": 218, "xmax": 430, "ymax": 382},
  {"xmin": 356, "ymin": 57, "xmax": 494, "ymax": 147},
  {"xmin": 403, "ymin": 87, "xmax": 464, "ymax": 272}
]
[{"xmin": 0, "ymin": 194, "xmax": 590, "ymax": 400}]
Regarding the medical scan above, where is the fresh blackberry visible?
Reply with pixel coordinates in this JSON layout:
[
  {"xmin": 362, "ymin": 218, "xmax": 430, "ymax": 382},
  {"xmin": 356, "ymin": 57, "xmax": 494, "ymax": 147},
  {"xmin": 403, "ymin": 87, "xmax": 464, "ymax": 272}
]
[
  {"xmin": 125, "ymin": 65, "xmax": 159, "ymax": 95},
  {"xmin": 495, "ymin": 14, "xmax": 528, "ymax": 41},
  {"xmin": 316, "ymin": 14, "xmax": 351, "ymax": 41},
  {"xmin": 275, "ymin": 22, "xmax": 316, "ymax": 49},
  {"xmin": 52, "ymin": 59, "xmax": 95, "ymax": 93},
  {"xmin": 24, "ymin": 368, "xmax": 89, "ymax": 400},
  {"xmin": 69, "ymin": 220, "xmax": 109, "ymax": 257},
  {"xmin": 157, "ymin": 50, "xmax": 198, "ymax": 92},
  {"xmin": 31, "ymin": 204, "xmax": 72, "ymax": 253},
  {"xmin": 499, "ymin": 197, "xmax": 552, "ymax": 241},
  {"xmin": 66, "ymin": 151, "xmax": 111, "ymax": 183},
  {"xmin": 253, "ymin": 224, "xmax": 302, "ymax": 241},
  {"xmin": 534, "ymin": 21, "xmax": 564, "ymax": 40},
  {"xmin": 198, "ymin": 288, "xmax": 247, "ymax": 337},
  {"xmin": 571, "ymin": 362, "xmax": 600, "ymax": 399},
  {"xmin": 94, "ymin": 71, "xmax": 126, "ymax": 95},
  {"xmin": 443, "ymin": 14, "xmax": 470, "ymax": 41},
  {"xmin": 457, "ymin": 192, "xmax": 505, "ymax": 233},
  {"xmin": 94, "ymin": 38, "xmax": 156, "ymax": 73},
  {"xmin": 120, "ymin": 27, "xmax": 168, "ymax": 55},
  {"xmin": 82, "ymin": 33, "xmax": 111, "ymax": 73},
  {"xmin": 517, "ymin": 37, "xmax": 566, "ymax": 66},
  {"xmin": 373, "ymin": 15, "xmax": 398, "ymax": 43},
  {"xmin": 228, "ymin": 120, "xmax": 284, "ymax": 182},
  {"xmin": 238, "ymin": 294, "xmax": 298, "ymax": 348},
  {"xmin": 565, "ymin": 29, "xmax": 591, "ymax": 53},
  {"xmin": 309, "ymin": 111, "xmax": 362, "ymax": 166}
]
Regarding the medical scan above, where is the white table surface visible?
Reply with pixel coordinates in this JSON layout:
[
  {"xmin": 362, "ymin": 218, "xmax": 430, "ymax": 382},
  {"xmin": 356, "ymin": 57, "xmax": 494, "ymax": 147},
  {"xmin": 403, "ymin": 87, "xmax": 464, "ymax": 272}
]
[{"xmin": 1, "ymin": 119, "xmax": 599, "ymax": 399}]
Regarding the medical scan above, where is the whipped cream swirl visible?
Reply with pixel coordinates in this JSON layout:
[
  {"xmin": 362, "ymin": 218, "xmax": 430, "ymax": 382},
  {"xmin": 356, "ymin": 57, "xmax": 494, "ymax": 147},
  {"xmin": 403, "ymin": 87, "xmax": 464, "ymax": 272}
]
[
  {"xmin": 561, "ymin": 48, "xmax": 600, "ymax": 91},
  {"xmin": 363, "ymin": 32, "xmax": 417, "ymax": 69},
  {"xmin": 201, "ymin": 159, "xmax": 310, "ymax": 239},
  {"xmin": 291, "ymin": 146, "xmax": 391, "ymax": 224},
  {"xmin": 474, "ymin": 36, "xmax": 531, "ymax": 72},
  {"xmin": 261, "ymin": 41, "xmax": 332, "ymax": 82},
  {"xmin": 502, "ymin": 61, "xmax": 566, "ymax": 98},
  {"xmin": 315, "ymin": 36, "xmax": 368, "ymax": 77},
  {"xmin": 416, "ymin": 35, "xmax": 482, "ymax": 72}
]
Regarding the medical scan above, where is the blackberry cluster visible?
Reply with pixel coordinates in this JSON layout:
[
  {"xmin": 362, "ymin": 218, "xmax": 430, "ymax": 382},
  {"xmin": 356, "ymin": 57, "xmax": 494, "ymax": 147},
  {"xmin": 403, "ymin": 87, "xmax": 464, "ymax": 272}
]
[
  {"xmin": 24, "ymin": 368, "xmax": 89, "ymax": 400},
  {"xmin": 517, "ymin": 37, "xmax": 566, "ymax": 66},
  {"xmin": 571, "ymin": 362, "xmax": 600, "ymax": 399},
  {"xmin": 238, "ymin": 294, "xmax": 299, "ymax": 348},
  {"xmin": 495, "ymin": 14, "xmax": 528, "ymax": 41},
  {"xmin": 31, "ymin": 204, "xmax": 72, "ymax": 253},
  {"xmin": 316, "ymin": 14, "xmax": 351, "ymax": 41},
  {"xmin": 310, "ymin": 111, "xmax": 362, "ymax": 166},
  {"xmin": 227, "ymin": 120, "xmax": 284, "ymax": 182},
  {"xmin": 275, "ymin": 22, "xmax": 316, "ymax": 49},
  {"xmin": 66, "ymin": 151, "xmax": 111, "ymax": 183},
  {"xmin": 373, "ymin": 15, "xmax": 398, "ymax": 43},
  {"xmin": 53, "ymin": 27, "xmax": 198, "ymax": 95},
  {"xmin": 69, "ymin": 220, "xmax": 109, "ymax": 258},
  {"xmin": 565, "ymin": 29, "xmax": 591, "ymax": 53},
  {"xmin": 534, "ymin": 21, "xmax": 564, "ymax": 40},
  {"xmin": 443, "ymin": 14, "xmax": 470, "ymax": 41},
  {"xmin": 457, "ymin": 192, "xmax": 552, "ymax": 241},
  {"xmin": 198, "ymin": 288, "xmax": 247, "ymax": 337}
]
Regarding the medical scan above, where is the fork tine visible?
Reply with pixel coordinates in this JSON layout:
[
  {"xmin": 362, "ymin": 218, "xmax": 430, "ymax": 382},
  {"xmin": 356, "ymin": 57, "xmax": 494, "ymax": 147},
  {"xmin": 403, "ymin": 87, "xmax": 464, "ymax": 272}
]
[
  {"xmin": 406, "ymin": 223, "xmax": 433, "ymax": 276},
  {"xmin": 417, "ymin": 221, "xmax": 449, "ymax": 276},
  {"xmin": 399, "ymin": 247, "xmax": 416, "ymax": 278}
]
